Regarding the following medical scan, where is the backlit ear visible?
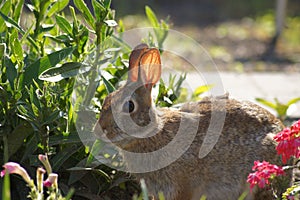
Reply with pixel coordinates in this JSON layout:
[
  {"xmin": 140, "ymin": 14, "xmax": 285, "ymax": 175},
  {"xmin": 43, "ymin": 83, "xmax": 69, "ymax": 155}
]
[
  {"xmin": 139, "ymin": 48, "xmax": 161, "ymax": 89},
  {"xmin": 128, "ymin": 43, "xmax": 149, "ymax": 82}
]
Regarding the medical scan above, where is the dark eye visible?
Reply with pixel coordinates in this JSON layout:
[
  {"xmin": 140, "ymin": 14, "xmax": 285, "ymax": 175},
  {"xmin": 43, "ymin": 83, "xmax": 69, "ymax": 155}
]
[{"xmin": 123, "ymin": 100, "xmax": 135, "ymax": 113}]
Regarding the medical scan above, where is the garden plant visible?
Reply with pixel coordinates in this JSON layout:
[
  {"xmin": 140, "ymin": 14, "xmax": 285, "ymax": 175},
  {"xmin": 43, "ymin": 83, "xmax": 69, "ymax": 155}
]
[{"xmin": 0, "ymin": 0, "xmax": 176, "ymax": 199}]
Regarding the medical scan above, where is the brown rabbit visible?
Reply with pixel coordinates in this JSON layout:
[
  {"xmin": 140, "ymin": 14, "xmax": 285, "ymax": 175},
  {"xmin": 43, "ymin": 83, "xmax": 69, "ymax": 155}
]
[{"xmin": 96, "ymin": 44, "xmax": 290, "ymax": 200}]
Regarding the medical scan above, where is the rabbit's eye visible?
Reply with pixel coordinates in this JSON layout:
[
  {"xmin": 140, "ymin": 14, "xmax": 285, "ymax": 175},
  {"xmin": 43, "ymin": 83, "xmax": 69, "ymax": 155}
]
[{"xmin": 123, "ymin": 100, "xmax": 135, "ymax": 113}]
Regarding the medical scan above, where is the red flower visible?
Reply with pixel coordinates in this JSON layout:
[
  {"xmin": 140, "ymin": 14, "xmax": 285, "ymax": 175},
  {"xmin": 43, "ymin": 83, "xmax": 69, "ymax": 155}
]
[
  {"xmin": 247, "ymin": 161, "xmax": 284, "ymax": 190},
  {"xmin": 274, "ymin": 120, "xmax": 300, "ymax": 163},
  {"xmin": 291, "ymin": 120, "xmax": 300, "ymax": 136}
]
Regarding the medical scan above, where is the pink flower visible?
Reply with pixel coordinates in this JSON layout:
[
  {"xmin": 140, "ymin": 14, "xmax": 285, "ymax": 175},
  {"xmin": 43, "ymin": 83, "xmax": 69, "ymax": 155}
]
[
  {"xmin": 247, "ymin": 161, "xmax": 284, "ymax": 190},
  {"xmin": 274, "ymin": 120, "xmax": 300, "ymax": 163},
  {"xmin": 1, "ymin": 162, "xmax": 32, "ymax": 184},
  {"xmin": 44, "ymin": 173, "xmax": 58, "ymax": 188},
  {"xmin": 247, "ymin": 173, "xmax": 260, "ymax": 190}
]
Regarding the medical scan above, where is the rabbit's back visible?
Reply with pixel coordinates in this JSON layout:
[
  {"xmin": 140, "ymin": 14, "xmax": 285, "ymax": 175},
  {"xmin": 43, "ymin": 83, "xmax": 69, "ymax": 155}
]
[{"xmin": 136, "ymin": 97, "xmax": 285, "ymax": 200}]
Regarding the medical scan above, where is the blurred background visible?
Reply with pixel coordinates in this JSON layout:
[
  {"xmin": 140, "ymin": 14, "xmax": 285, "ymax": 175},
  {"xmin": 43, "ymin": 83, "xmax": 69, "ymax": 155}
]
[
  {"xmin": 108, "ymin": 0, "xmax": 300, "ymax": 117},
  {"xmin": 107, "ymin": 0, "xmax": 300, "ymax": 72}
]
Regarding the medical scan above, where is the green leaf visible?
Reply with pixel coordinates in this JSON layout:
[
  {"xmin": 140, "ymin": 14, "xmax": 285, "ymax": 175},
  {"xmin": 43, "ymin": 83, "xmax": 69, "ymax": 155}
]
[
  {"xmin": 64, "ymin": 188, "xmax": 75, "ymax": 200},
  {"xmin": 28, "ymin": 84, "xmax": 41, "ymax": 114},
  {"xmin": 287, "ymin": 97, "xmax": 300, "ymax": 106},
  {"xmin": 17, "ymin": 104, "xmax": 38, "ymax": 125},
  {"xmin": 87, "ymin": 139, "xmax": 104, "ymax": 165},
  {"xmin": 0, "ymin": 11, "xmax": 24, "ymax": 33},
  {"xmin": 39, "ymin": 62, "xmax": 91, "ymax": 82},
  {"xmin": 104, "ymin": 19, "xmax": 117, "ymax": 27},
  {"xmin": 49, "ymin": 133, "xmax": 81, "ymax": 146},
  {"xmin": 2, "ymin": 170, "xmax": 11, "ymax": 200},
  {"xmin": 21, "ymin": 134, "xmax": 39, "ymax": 162},
  {"xmin": 13, "ymin": 0, "xmax": 24, "ymax": 22},
  {"xmin": 74, "ymin": 0, "xmax": 95, "ymax": 29},
  {"xmin": 92, "ymin": 0, "xmax": 106, "ymax": 21},
  {"xmin": 12, "ymin": 38, "xmax": 23, "ymax": 63},
  {"xmin": 193, "ymin": 85, "xmax": 214, "ymax": 97},
  {"xmin": 42, "ymin": 110, "xmax": 63, "ymax": 125},
  {"xmin": 7, "ymin": 123, "xmax": 33, "ymax": 157},
  {"xmin": 255, "ymin": 98, "xmax": 277, "ymax": 109},
  {"xmin": 145, "ymin": 6, "xmax": 159, "ymax": 28},
  {"xmin": 44, "ymin": 33, "xmax": 72, "ymax": 44},
  {"xmin": 0, "ymin": 43, "xmax": 6, "ymax": 58},
  {"xmin": 103, "ymin": 0, "xmax": 111, "ymax": 9},
  {"xmin": 238, "ymin": 191, "xmax": 248, "ymax": 200},
  {"xmin": 4, "ymin": 56, "xmax": 17, "ymax": 90},
  {"xmin": 20, "ymin": 46, "xmax": 75, "ymax": 86},
  {"xmin": 0, "ymin": 0, "xmax": 11, "ymax": 33},
  {"xmin": 51, "ymin": 145, "xmax": 83, "ymax": 171},
  {"xmin": 140, "ymin": 179, "xmax": 149, "ymax": 200},
  {"xmin": 274, "ymin": 99, "xmax": 288, "ymax": 118},
  {"xmin": 68, "ymin": 158, "xmax": 111, "ymax": 186},
  {"xmin": 40, "ymin": 24, "xmax": 55, "ymax": 32},
  {"xmin": 67, "ymin": 159, "xmax": 89, "ymax": 185},
  {"xmin": 55, "ymin": 14, "xmax": 73, "ymax": 35},
  {"xmin": 101, "ymin": 75, "xmax": 115, "ymax": 93},
  {"xmin": 48, "ymin": 0, "xmax": 69, "ymax": 17},
  {"xmin": 0, "ymin": 11, "xmax": 39, "ymax": 51}
]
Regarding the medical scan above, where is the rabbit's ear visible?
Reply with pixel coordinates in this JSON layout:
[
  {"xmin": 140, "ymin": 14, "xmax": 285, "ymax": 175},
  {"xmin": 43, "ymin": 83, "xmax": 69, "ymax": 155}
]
[
  {"xmin": 139, "ymin": 48, "xmax": 161, "ymax": 89},
  {"xmin": 128, "ymin": 43, "xmax": 149, "ymax": 82}
]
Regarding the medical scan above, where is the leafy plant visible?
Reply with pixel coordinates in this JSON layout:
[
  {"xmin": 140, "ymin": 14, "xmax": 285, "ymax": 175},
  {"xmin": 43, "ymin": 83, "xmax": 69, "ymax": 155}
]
[
  {"xmin": 0, "ymin": 0, "xmax": 180, "ymax": 199},
  {"xmin": 155, "ymin": 74, "xmax": 186, "ymax": 107},
  {"xmin": 256, "ymin": 97, "xmax": 300, "ymax": 121},
  {"xmin": 144, "ymin": 6, "xmax": 169, "ymax": 51}
]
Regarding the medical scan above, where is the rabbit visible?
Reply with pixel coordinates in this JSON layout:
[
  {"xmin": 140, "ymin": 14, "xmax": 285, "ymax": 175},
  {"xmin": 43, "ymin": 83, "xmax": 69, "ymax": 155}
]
[{"xmin": 95, "ymin": 43, "xmax": 290, "ymax": 200}]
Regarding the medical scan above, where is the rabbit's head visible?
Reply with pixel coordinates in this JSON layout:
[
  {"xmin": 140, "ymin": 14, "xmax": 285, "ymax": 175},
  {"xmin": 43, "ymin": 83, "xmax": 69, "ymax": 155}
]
[{"xmin": 96, "ymin": 44, "xmax": 162, "ymax": 149}]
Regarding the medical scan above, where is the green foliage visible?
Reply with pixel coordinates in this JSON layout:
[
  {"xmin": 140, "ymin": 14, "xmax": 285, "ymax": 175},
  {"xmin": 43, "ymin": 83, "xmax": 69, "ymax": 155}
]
[
  {"xmin": 0, "ymin": 0, "xmax": 120, "ymax": 198},
  {"xmin": 191, "ymin": 85, "xmax": 214, "ymax": 101},
  {"xmin": 282, "ymin": 185, "xmax": 300, "ymax": 200},
  {"xmin": 155, "ymin": 74, "xmax": 186, "ymax": 107},
  {"xmin": 144, "ymin": 5, "xmax": 169, "ymax": 51},
  {"xmin": 0, "ymin": 1, "xmax": 186, "ymax": 199},
  {"xmin": 256, "ymin": 97, "xmax": 300, "ymax": 121}
]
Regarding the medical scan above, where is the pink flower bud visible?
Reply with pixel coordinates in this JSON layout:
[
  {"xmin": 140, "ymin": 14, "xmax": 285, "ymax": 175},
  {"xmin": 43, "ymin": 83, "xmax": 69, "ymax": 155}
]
[
  {"xmin": 38, "ymin": 154, "xmax": 52, "ymax": 175},
  {"xmin": 37, "ymin": 167, "xmax": 46, "ymax": 193},
  {"xmin": 1, "ymin": 162, "xmax": 32, "ymax": 185}
]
